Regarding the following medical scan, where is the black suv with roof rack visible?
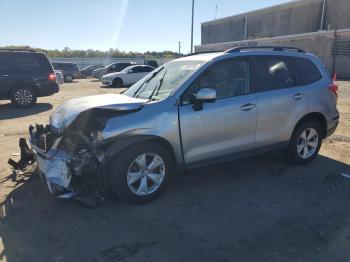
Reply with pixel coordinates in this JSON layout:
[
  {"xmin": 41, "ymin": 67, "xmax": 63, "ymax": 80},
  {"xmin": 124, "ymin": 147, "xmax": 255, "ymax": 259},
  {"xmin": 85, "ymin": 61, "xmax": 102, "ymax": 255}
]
[{"xmin": 0, "ymin": 49, "xmax": 59, "ymax": 107}]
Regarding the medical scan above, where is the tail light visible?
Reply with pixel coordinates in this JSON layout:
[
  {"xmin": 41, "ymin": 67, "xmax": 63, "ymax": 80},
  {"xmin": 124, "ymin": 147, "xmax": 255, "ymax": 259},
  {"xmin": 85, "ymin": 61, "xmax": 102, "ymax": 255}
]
[
  {"xmin": 328, "ymin": 82, "xmax": 338, "ymax": 102},
  {"xmin": 48, "ymin": 73, "xmax": 56, "ymax": 81}
]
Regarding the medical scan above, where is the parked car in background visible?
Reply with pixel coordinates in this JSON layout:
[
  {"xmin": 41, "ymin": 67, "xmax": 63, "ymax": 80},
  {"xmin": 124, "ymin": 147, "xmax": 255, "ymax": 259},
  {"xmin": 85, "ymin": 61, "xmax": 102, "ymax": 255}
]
[
  {"xmin": 29, "ymin": 46, "xmax": 339, "ymax": 203},
  {"xmin": 0, "ymin": 49, "xmax": 59, "ymax": 107},
  {"xmin": 80, "ymin": 64, "xmax": 104, "ymax": 78},
  {"xmin": 102, "ymin": 65, "xmax": 155, "ymax": 87},
  {"xmin": 144, "ymin": 60, "xmax": 159, "ymax": 68},
  {"xmin": 51, "ymin": 62, "xmax": 81, "ymax": 83},
  {"xmin": 54, "ymin": 70, "xmax": 64, "ymax": 84},
  {"xmin": 92, "ymin": 62, "xmax": 136, "ymax": 79}
]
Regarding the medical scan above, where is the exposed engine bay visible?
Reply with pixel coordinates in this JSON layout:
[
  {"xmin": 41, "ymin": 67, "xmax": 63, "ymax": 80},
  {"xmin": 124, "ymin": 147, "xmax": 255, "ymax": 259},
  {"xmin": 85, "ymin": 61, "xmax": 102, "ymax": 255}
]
[{"xmin": 26, "ymin": 94, "xmax": 147, "ymax": 207}]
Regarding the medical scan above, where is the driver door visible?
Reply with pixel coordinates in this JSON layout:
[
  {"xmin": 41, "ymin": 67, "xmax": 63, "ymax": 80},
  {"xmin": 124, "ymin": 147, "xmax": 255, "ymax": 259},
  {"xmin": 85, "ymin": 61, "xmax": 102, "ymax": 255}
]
[{"xmin": 179, "ymin": 58, "xmax": 258, "ymax": 164}]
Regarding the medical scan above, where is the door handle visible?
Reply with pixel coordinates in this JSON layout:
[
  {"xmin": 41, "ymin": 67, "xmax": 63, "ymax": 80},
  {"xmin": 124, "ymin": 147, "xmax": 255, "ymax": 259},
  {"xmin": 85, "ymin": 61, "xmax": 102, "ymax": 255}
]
[
  {"xmin": 241, "ymin": 103, "xmax": 256, "ymax": 111},
  {"xmin": 293, "ymin": 93, "xmax": 304, "ymax": 100}
]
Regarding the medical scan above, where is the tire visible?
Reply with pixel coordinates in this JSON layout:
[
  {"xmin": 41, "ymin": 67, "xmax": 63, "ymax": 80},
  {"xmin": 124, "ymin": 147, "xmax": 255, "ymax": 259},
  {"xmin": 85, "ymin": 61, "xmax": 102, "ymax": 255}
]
[
  {"xmin": 64, "ymin": 74, "xmax": 73, "ymax": 83},
  {"xmin": 10, "ymin": 86, "xmax": 37, "ymax": 107},
  {"xmin": 110, "ymin": 142, "xmax": 172, "ymax": 204},
  {"xmin": 112, "ymin": 78, "xmax": 123, "ymax": 87},
  {"xmin": 289, "ymin": 121, "xmax": 322, "ymax": 165}
]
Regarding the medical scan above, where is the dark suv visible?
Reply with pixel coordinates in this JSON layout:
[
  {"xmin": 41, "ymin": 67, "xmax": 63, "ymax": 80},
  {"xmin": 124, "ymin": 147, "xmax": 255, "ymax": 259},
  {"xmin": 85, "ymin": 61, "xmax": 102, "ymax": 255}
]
[
  {"xmin": 51, "ymin": 62, "xmax": 80, "ymax": 83},
  {"xmin": 0, "ymin": 49, "xmax": 59, "ymax": 107}
]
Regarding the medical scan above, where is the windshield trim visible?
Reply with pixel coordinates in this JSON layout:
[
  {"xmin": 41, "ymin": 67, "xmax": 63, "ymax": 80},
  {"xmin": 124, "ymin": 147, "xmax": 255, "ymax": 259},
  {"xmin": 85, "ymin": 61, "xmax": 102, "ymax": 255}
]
[{"xmin": 124, "ymin": 60, "xmax": 206, "ymax": 101}]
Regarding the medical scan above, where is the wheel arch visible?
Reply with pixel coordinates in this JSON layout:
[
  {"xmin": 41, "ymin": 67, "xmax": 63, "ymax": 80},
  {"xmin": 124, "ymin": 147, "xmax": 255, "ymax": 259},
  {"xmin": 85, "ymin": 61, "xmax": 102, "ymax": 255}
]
[
  {"xmin": 101, "ymin": 135, "xmax": 177, "ymax": 192},
  {"xmin": 112, "ymin": 77, "xmax": 124, "ymax": 86},
  {"xmin": 10, "ymin": 81, "xmax": 38, "ymax": 97},
  {"xmin": 103, "ymin": 134, "xmax": 177, "ymax": 169},
  {"xmin": 292, "ymin": 112, "xmax": 328, "ymax": 139}
]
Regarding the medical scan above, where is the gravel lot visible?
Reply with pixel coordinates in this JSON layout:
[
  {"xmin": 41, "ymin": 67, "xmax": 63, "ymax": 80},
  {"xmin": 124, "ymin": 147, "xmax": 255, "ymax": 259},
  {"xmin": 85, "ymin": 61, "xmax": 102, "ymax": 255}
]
[{"xmin": 0, "ymin": 79, "xmax": 349, "ymax": 262}]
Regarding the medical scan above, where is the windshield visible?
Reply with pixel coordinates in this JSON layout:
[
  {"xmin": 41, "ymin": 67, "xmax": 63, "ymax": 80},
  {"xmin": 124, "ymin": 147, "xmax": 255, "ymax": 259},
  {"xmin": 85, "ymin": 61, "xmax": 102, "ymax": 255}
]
[
  {"xmin": 120, "ymin": 66, "xmax": 132, "ymax": 73},
  {"xmin": 124, "ymin": 60, "xmax": 205, "ymax": 100}
]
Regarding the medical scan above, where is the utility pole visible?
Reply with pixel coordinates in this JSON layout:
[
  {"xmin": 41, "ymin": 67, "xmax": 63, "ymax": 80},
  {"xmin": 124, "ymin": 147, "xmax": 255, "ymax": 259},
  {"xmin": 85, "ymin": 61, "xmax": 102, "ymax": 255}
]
[
  {"xmin": 178, "ymin": 41, "xmax": 181, "ymax": 54},
  {"xmin": 320, "ymin": 0, "xmax": 326, "ymax": 30},
  {"xmin": 190, "ymin": 0, "xmax": 194, "ymax": 53},
  {"xmin": 215, "ymin": 5, "xmax": 218, "ymax": 20}
]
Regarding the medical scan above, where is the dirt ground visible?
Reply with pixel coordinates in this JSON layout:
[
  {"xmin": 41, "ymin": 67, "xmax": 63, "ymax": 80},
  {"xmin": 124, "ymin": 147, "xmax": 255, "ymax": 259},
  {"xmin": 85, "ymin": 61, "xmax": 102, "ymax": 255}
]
[{"xmin": 0, "ymin": 79, "xmax": 349, "ymax": 262}]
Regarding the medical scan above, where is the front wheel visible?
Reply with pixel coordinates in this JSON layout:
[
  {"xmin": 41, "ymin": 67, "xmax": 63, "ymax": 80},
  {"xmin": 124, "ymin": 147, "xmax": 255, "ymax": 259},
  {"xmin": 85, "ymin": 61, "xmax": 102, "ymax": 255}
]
[
  {"xmin": 110, "ymin": 142, "xmax": 172, "ymax": 204},
  {"xmin": 112, "ymin": 78, "xmax": 123, "ymax": 87},
  {"xmin": 289, "ymin": 121, "xmax": 322, "ymax": 165}
]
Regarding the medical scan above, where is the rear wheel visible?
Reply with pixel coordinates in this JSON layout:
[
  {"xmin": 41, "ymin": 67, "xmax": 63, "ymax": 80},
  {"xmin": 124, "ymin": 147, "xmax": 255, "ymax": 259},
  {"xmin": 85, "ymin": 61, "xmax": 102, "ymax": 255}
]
[
  {"xmin": 289, "ymin": 121, "xmax": 322, "ymax": 165},
  {"xmin": 64, "ymin": 74, "xmax": 73, "ymax": 83},
  {"xmin": 10, "ymin": 86, "xmax": 37, "ymax": 107},
  {"xmin": 110, "ymin": 142, "xmax": 172, "ymax": 204},
  {"xmin": 112, "ymin": 78, "xmax": 123, "ymax": 87}
]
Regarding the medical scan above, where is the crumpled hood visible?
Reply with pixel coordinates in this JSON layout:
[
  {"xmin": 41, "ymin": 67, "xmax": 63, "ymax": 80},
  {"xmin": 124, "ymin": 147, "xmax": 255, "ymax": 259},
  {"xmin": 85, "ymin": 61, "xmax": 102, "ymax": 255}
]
[{"xmin": 50, "ymin": 93, "xmax": 147, "ymax": 130}]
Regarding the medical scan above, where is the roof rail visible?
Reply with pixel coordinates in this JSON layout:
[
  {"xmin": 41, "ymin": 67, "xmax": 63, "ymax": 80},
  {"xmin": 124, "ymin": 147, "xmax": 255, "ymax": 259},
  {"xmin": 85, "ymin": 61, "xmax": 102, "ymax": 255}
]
[
  {"xmin": 225, "ymin": 46, "xmax": 305, "ymax": 53},
  {"xmin": 0, "ymin": 48, "xmax": 36, "ymax": 52},
  {"xmin": 184, "ymin": 50, "xmax": 224, "ymax": 57}
]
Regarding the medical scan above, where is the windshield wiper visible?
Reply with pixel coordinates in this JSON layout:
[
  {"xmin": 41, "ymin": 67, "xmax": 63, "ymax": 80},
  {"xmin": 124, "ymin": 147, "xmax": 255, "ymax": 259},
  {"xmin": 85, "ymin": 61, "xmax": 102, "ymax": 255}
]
[
  {"xmin": 148, "ymin": 70, "xmax": 167, "ymax": 100},
  {"xmin": 133, "ymin": 67, "xmax": 164, "ymax": 98}
]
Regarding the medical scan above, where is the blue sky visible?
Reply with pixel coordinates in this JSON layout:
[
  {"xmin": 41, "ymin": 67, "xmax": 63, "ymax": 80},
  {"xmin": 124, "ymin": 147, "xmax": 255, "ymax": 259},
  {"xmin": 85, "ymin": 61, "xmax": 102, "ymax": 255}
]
[{"xmin": 0, "ymin": 0, "xmax": 290, "ymax": 53}]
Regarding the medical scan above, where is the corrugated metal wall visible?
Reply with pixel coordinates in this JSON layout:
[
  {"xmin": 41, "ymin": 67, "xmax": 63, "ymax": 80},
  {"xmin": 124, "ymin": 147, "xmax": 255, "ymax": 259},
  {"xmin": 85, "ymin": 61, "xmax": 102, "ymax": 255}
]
[{"xmin": 201, "ymin": 0, "xmax": 350, "ymax": 45}]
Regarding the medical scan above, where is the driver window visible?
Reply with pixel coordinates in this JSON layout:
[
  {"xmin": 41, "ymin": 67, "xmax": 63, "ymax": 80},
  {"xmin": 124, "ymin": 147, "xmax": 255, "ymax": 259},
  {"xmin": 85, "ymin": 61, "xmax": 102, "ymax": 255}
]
[{"xmin": 182, "ymin": 59, "xmax": 250, "ymax": 104}]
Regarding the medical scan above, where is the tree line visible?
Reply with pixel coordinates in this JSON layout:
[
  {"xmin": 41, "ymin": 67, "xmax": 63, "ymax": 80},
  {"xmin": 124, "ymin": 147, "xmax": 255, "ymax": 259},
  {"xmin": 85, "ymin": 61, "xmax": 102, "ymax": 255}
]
[{"xmin": 2, "ymin": 46, "xmax": 183, "ymax": 59}]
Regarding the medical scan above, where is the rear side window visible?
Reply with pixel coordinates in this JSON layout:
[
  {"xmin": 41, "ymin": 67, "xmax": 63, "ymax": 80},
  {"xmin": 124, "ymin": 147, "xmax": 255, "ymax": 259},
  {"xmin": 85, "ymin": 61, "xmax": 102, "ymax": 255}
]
[
  {"xmin": 14, "ymin": 53, "xmax": 52, "ymax": 73},
  {"xmin": 131, "ymin": 66, "xmax": 144, "ymax": 73},
  {"xmin": 143, "ymin": 66, "xmax": 153, "ymax": 72},
  {"xmin": 253, "ymin": 56, "xmax": 295, "ymax": 92},
  {"xmin": 292, "ymin": 58, "xmax": 322, "ymax": 86},
  {"xmin": 0, "ymin": 53, "xmax": 12, "ymax": 74},
  {"xmin": 118, "ymin": 63, "xmax": 130, "ymax": 70},
  {"xmin": 67, "ymin": 64, "xmax": 78, "ymax": 70},
  {"xmin": 109, "ymin": 64, "xmax": 117, "ymax": 70},
  {"xmin": 52, "ymin": 63, "xmax": 61, "ymax": 69}
]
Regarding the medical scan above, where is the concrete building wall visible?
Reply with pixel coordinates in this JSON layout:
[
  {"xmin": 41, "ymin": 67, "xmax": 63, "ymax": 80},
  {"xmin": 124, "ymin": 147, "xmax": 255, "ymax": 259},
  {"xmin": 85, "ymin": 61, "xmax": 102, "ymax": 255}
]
[
  {"xmin": 196, "ymin": 29, "xmax": 350, "ymax": 78},
  {"xmin": 201, "ymin": 0, "xmax": 350, "ymax": 45},
  {"xmin": 247, "ymin": 0, "xmax": 322, "ymax": 39},
  {"xmin": 324, "ymin": 0, "xmax": 350, "ymax": 30}
]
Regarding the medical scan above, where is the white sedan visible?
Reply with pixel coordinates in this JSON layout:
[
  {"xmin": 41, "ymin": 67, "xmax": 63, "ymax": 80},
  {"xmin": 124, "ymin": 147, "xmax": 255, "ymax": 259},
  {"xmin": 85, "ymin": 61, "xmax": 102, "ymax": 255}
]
[{"xmin": 102, "ymin": 65, "xmax": 155, "ymax": 87}]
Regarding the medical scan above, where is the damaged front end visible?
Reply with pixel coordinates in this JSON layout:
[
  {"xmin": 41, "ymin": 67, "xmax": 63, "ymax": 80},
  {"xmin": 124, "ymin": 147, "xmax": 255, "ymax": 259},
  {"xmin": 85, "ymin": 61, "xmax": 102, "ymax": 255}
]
[
  {"xmin": 29, "ymin": 122, "xmax": 101, "ymax": 199},
  {"xmin": 29, "ymin": 94, "xmax": 146, "ymax": 202}
]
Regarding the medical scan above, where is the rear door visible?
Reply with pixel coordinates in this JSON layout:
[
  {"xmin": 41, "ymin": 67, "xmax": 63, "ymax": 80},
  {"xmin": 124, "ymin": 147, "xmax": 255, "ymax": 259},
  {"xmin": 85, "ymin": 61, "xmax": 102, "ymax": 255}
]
[
  {"xmin": 0, "ymin": 53, "xmax": 14, "ymax": 98},
  {"xmin": 179, "ymin": 58, "xmax": 258, "ymax": 164},
  {"xmin": 252, "ymin": 55, "xmax": 309, "ymax": 148}
]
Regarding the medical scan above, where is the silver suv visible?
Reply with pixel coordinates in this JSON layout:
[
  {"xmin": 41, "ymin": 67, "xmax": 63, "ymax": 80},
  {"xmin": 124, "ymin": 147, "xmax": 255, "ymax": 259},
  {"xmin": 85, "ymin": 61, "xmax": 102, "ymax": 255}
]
[{"xmin": 29, "ymin": 46, "xmax": 339, "ymax": 204}]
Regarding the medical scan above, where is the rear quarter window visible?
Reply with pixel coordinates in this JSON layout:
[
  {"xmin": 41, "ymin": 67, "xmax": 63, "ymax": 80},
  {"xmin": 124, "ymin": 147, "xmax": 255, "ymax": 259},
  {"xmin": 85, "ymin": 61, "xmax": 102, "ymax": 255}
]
[
  {"xmin": 14, "ymin": 53, "xmax": 52, "ymax": 74},
  {"xmin": 67, "ymin": 64, "xmax": 78, "ymax": 70},
  {"xmin": 252, "ymin": 56, "xmax": 295, "ymax": 92},
  {"xmin": 292, "ymin": 58, "xmax": 322, "ymax": 86}
]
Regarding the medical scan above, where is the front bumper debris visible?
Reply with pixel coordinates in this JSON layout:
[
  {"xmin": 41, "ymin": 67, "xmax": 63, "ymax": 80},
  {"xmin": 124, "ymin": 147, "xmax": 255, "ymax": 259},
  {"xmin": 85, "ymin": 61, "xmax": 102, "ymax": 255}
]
[
  {"xmin": 36, "ymin": 149, "xmax": 76, "ymax": 198},
  {"xmin": 29, "ymin": 124, "xmax": 102, "ymax": 206}
]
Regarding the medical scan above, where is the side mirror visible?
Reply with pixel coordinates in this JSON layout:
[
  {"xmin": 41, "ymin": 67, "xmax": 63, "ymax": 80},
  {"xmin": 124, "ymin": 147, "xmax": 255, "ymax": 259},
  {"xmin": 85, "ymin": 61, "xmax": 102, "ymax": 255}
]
[
  {"xmin": 128, "ymin": 70, "xmax": 133, "ymax": 74},
  {"xmin": 195, "ymin": 88, "xmax": 216, "ymax": 102},
  {"xmin": 192, "ymin": 88, "xmax": 216, "ymax": 111}
]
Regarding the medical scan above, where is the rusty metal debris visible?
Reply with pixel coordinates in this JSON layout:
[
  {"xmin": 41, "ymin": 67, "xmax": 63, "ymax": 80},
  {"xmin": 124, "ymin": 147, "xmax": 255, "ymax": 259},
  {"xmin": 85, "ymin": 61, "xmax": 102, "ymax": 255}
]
[{"xmin": 8, "ymin": 138, "xmax": 35, "ymax": 170}]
